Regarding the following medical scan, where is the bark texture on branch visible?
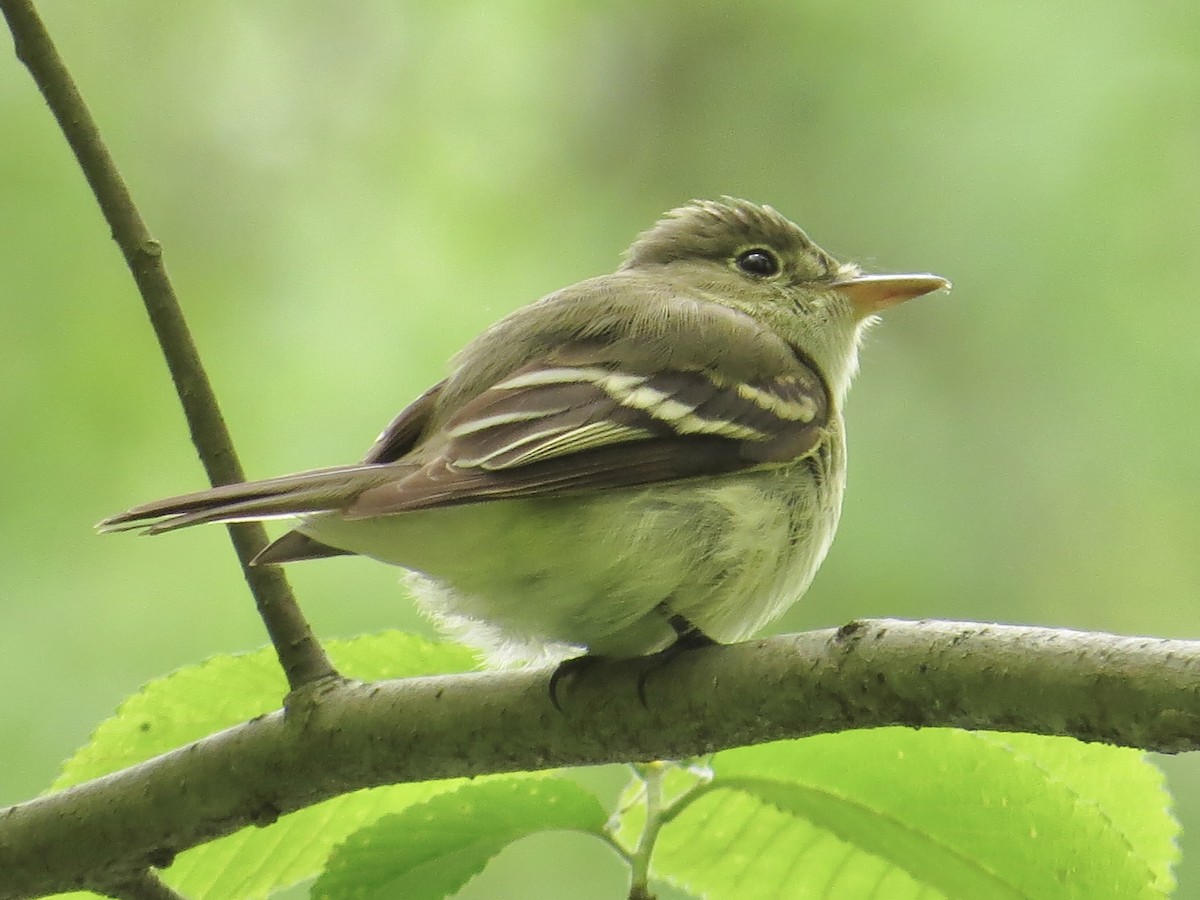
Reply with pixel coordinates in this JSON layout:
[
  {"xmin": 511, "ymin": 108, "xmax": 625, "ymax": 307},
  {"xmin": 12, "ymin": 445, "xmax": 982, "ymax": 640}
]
[{"xmin": 0, "ymin": 619, "xmax": 1196, "ymax": 899}]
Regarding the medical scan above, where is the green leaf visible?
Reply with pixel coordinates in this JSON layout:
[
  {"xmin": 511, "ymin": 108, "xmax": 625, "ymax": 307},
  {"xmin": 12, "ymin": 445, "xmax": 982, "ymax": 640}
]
[
  {"xmin": 652, "ymin": 729, "xmax": 1177, "ymax": 900},
  {"xmin": 54, "ymin": 631, "xmax": 477, "ymax": 788},
  {"xmin": 658, "ymin": 788, "xmax": 937, "ymax": 900},
  {"xmin": 51, "ymin": 632, "xmax": 479, "ymax": 899},
  {"xmin": 312, "ymin": 777, "xmax": 610, "ymax": 900},
  {"xmin": 979, "ymin": 732, "xmax": 1178, "ymax": 893},
  {"xmin": 161, "ymin": 781, "xmax": 473, "ymax": 899}
]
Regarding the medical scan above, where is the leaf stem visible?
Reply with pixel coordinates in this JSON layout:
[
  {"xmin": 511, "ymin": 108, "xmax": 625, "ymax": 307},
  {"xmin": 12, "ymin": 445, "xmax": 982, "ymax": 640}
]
[
  {"xmin": 622, "ymin": 761, "xmax": 715, "ymax": 900},
  {"xmin": 626, "ymin": 763, "xmax": 666, "ymax": 900},
  {"xmin": 97, "ymin": 870, "xmax": 188, "ymax": 900}
]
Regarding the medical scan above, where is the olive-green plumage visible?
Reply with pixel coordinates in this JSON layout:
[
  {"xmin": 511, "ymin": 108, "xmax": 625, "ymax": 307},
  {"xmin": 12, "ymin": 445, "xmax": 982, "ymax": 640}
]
[{"xmin": 100, "ymin": 199, "xmax": 947, "ymax": 662}]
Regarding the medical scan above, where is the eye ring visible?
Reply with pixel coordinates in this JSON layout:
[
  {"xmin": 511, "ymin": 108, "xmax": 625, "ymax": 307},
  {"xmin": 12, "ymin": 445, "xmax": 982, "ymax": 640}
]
[{"xmin": 734, "ymin": 248, "xmax": 781, "ymax": 278}]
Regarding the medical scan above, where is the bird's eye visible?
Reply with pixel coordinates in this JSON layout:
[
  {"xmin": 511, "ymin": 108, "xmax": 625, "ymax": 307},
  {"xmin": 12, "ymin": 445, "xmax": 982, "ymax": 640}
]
[{"xmin": 735, "ymin": 248, "xmax": 781, "ymax": 278}]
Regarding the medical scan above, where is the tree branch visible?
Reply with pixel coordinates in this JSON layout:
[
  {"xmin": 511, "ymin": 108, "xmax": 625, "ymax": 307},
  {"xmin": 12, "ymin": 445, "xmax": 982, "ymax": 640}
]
[
  {"xmin": 0, "ymin": 0, "xmax": 334, "ymax": 690},
  {"xmin": 0, "ymin": 619, "xmax": 1196, "ymax": 899}
]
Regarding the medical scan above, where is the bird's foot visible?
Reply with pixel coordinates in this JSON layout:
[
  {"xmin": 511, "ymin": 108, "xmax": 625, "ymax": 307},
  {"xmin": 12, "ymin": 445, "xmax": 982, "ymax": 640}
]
[
  {"xmin": 636, "ymin": 614, "xmax": 719, "ymax": 706},
  {"xmin": 548, "ymin": 653, "xmax": 606, "ymax": 711},
  {"xmin": 549, "ymin": 614, "xmax": 718, "ymax": 710}
]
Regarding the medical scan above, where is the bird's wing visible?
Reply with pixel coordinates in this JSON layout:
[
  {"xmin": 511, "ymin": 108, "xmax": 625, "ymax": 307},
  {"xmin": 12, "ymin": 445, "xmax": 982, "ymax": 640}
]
[
  {"xmin": 361, "ymin": 379, "xmax": 446, "ymax": 464},
  {"xmin": 345, "ymin": 347, "xmax": 830, "ymax": 518},
  {"xmin": 95, "ymin": 462, "xmax": 414, "ymax": 534},
  {"xmin": 98, "ymin": 294, "xmax": 830, "ymax": 535}
]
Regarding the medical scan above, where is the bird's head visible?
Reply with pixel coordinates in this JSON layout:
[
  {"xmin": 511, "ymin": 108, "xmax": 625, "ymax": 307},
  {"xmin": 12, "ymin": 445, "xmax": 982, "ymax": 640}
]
[{"xmin": 623, "ymin": 198, "xmax": 949, "ymax": 403}]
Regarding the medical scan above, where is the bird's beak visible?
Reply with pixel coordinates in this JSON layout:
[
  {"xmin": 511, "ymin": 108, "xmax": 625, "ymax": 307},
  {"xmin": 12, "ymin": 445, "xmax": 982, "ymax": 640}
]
[{"xmin": 831, "ymin": 273, "xmax": 951, "ymax": 319}]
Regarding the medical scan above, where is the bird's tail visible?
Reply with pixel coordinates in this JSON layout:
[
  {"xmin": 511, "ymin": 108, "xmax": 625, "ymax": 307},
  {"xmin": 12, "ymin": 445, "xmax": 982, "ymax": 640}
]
[{"xmin": 97, "ymin": 464, "xmax": 402, "ymax": 535}]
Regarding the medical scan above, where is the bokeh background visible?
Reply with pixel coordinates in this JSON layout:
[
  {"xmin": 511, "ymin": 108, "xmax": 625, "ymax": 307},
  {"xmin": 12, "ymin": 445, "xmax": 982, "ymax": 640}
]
[{"xmin": 2, "ymin": 2, "xmax": 1198, "ymax": 897}]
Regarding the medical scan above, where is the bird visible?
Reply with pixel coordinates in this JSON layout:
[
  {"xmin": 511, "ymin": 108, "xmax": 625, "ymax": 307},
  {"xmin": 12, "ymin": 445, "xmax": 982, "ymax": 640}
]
[{"xmin": 100, "ymin": 198, "xmax": 948, "ymax": 670}]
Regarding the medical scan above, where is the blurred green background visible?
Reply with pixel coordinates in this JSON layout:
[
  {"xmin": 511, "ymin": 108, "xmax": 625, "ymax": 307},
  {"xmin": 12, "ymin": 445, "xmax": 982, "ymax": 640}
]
[{"xmin": 2, "ymin": 1, "xmax": 1198, "ymax": 897}]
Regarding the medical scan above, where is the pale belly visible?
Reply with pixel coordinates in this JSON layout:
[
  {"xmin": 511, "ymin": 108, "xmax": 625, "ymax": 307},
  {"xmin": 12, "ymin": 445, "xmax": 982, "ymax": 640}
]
[{"xmin": 305, "ymin": 463, "xmax": 842, "ymax": 661}]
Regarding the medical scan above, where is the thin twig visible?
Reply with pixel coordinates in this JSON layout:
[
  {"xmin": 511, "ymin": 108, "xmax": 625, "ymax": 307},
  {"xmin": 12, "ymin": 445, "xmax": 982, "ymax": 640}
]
[{"xmin": 0, "ymin": 0, "xmax": 336, "ymax": 690}]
